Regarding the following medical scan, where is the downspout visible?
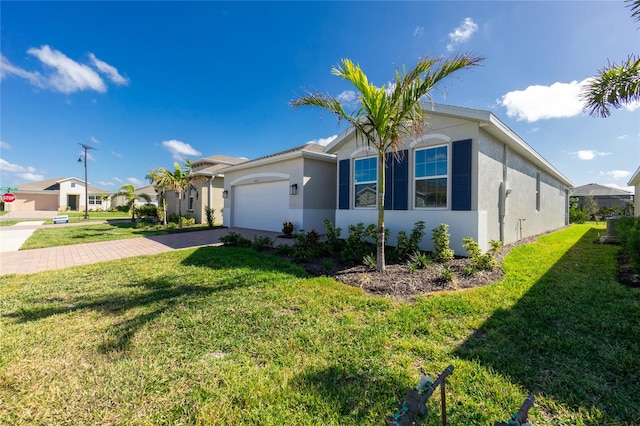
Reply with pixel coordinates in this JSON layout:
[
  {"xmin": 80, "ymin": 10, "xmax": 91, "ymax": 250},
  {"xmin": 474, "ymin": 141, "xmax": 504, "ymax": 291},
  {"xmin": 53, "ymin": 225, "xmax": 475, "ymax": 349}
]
[{"xmin": 499, "ymin": 144, "xmax": 508, "ymax": 244}]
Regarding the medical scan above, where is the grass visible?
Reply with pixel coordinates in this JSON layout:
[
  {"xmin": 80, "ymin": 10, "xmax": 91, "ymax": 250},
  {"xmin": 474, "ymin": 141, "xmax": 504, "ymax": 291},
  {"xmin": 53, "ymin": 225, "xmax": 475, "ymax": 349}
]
[
  {"xmin": 20, "ymin": 222, "xmax": 212, "ymax": 249},
  {"xmin": 1, "ymin": 224, "xmax": 639, "ymax": 425},
  {"xmin": 45, "ymin": 211, "xmax": 133, "ymax": 224}
]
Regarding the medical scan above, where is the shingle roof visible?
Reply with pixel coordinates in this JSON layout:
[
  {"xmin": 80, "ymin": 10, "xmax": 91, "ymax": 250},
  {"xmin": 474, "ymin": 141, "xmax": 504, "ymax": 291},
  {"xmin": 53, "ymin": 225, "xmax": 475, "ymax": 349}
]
[
  {"xmin": 570, "ymin": 183, "xmax": 633, "ymax": 197},
  {"xmin": 16, "ymin": 177, "xmax": 111, "ymax": 193}
]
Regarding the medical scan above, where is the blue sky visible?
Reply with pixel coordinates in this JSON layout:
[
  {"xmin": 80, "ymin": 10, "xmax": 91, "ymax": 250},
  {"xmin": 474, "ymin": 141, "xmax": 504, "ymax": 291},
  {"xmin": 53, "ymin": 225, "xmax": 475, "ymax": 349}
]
[{"xmin": 1, "ymin": 1, "xmax": 638, "ymax": 192}]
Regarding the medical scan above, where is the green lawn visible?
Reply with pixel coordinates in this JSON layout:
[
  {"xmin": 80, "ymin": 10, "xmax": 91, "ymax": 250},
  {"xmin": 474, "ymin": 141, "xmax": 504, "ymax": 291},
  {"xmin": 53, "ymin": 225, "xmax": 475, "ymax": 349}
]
[
  {"xmin": 20, "ymin": 222, "xmax": 212, "ymax": 249},
  {"xmin": 1, "ymin": 224, "xmax": 638, "ymax": 425}
]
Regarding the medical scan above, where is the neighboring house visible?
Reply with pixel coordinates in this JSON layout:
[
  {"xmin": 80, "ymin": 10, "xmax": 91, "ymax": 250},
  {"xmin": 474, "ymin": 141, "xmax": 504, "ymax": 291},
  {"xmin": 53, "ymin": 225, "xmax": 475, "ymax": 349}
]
[
  {"xmin": 221, "ymin": 143, "xmax": 337, "ymax": 233},
  {"xmin": 111, "ymin": 185, "xmax": 160, "ymax": 209},
  {"xmin": 628, "ymin": 167, "xmax": 640, "ymax": 216},
  {"xmin": 324, "ymin": 104, "xmax": 574, "ymax": 255},
  {"xmin": 9, "ymin": 177, "xmax": 111, "ymax": 212},
  {"xmin": 165, "ymin": 155, "xmax": 248, "ymax": 224},
  {"xmin": 570, "ymin": 183, "xmax": 634, "ymax": 211}
]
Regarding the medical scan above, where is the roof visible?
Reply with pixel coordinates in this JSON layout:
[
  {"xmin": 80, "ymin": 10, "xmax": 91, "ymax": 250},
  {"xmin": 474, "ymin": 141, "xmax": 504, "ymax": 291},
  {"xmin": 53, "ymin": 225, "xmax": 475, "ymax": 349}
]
[
  {"xmin": 16, "ymin": 177, "xmax": 111, "ymax": 194},
  {"xmin": 628, "ymin": 166, "xmax": 640, "ymax": 186},
  {"xmin": 324, "ymin": 103, "xmax": 574, "ymax": 188},
  {"xmin": 220, "ymin": 142, "xmax": 336, "ymax": 174},
  {"xmin": 570, "ymin": 183, "xmax": 633, "ymax": 197},
  {"xmin": 190, "ymin": 154, "xmax": 249, "ymax": 176}
]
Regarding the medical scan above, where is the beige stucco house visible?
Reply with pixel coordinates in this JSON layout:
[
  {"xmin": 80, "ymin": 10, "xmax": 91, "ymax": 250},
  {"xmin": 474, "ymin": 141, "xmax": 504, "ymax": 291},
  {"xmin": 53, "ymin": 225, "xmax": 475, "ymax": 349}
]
[
  {"xmin": 164, "ymin": 155, "xmax": 247, "ymax": 224},
  {"xmin": 8, "ymin": 177, "xmax": 111, "ymax": 212}
]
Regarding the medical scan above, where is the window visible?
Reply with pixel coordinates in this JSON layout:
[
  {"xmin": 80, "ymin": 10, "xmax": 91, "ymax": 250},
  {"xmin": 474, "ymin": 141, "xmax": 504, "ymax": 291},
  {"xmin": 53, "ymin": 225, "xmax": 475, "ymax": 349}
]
[
  {"xmin": 188, "ymin": 186, "xmax": 196, "ymax": 211},
  {"xmin": 536, "ymin": 172, "xmax": 541, "ymax": 211},
  {"xmin": 88, "ymin": 195, "xmax": 102, "ymax": 205},
  {"xmin": 71, "ymin": 182, "xmax": 76, "ymax": 188},
  {"xmin": 415, "ymin": 146, "xmax": 448, "ymax": 208},
  {"xmin": 354, "ymin": 157, "xmax": 377, "ymax": 208}
]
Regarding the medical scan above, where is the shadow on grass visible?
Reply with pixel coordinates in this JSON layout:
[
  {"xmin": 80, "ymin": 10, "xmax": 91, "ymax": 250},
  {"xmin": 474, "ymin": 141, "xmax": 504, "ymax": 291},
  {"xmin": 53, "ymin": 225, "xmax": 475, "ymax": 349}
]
[
  {"xmin": 289, "ymin": 363, "xmax": 402, "ymax": 423},
  {"xmin": 4, "ymin": 246, "xmax": 308, "ymax": 353},
  {"xmin": 453, "ymin": 227, "xmax": 640, "ymax": 422}
]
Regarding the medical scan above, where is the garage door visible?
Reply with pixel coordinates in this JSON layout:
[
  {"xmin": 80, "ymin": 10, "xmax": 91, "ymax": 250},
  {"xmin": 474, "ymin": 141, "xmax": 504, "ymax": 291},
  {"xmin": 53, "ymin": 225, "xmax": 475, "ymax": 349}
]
[{"xmin": 233, "ymin": 181, "xmax": 289, "ymax": 232}]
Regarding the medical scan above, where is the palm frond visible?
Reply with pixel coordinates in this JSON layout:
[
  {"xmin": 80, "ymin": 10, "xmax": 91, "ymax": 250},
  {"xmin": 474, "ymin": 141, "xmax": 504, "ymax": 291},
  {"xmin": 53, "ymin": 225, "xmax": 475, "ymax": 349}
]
[{"xmin": 582, "ymin": 55, "xmax": 640, "ymax": 117}]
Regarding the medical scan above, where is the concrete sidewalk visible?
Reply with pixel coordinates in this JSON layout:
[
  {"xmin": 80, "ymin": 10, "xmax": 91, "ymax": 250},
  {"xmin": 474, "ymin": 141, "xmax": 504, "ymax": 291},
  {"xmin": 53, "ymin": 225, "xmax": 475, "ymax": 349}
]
[{"xmin": 0, "ymin": 227, "xmax": 292, "ymax": 275}]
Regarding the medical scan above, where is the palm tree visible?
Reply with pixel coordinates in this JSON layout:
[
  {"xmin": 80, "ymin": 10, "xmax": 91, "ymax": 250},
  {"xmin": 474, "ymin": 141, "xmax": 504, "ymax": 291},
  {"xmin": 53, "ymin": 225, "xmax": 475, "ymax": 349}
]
[
  {"xmin": 582, "ymin": 0, "xmax": 640, "ymax": 117},
  {"xmin": 147, "ymin": 160, "xmax": 207, "ymax": 229},
  {"xmin": 111, "ymin": 184, "xmax": 152, "ymax": 222},
  {"xmin": 291, "ymin": 54, "xmax": 483, "ymax": 271},
  {"xmin": 145, "ymin": 169, "xmax": 168, "ymax": 225}
]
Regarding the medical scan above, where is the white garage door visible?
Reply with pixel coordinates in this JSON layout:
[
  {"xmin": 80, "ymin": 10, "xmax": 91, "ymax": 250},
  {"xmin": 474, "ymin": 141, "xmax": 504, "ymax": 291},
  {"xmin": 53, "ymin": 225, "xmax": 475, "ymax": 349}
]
[{"xmin": 233, "ymin": 181, "xmax": 289, "ymax": 232}]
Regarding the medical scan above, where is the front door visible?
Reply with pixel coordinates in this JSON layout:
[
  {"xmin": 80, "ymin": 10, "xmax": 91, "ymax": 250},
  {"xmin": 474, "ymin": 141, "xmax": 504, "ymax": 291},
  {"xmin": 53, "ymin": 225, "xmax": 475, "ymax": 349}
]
[{"xmin": 67, "ymin": 194, "xmax": 78, "ymax": 211}]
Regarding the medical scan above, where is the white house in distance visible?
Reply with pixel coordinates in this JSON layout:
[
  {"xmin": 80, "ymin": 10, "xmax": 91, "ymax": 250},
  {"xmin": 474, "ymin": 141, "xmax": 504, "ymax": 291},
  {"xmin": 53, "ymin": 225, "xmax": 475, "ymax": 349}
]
[
  {"xmin": 221, "ymin": 143, "xmax": 337, "ymax": 233},
  {"xmin": 325, "ymin": 104, "xmax": 573, "ymax": 254},
  {"xmin": 629, "ymin": 166, "xmax": 640, "ymax": 216},
  {"xmin": 221, "ymin": 104, "xmax": 573, "ymax": 255},
  {"xmin": 8, "ymin": 177, "xmax": 111, "ymax": 212}
]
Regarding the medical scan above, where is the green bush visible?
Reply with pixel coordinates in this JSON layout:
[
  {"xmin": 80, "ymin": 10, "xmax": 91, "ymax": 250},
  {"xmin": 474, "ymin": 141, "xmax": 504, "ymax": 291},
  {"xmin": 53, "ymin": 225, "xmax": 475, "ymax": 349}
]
[
  {"xmin": 432, "ymin": 224, "xmax": 454, "ymax": 263},
  {"xmin": 407, "ymin": 250, "xmax": 431, "ymax": 272},
  {"xmin": 462, "ymin": 237, "xmax": 500, "ymax": 272},
  {"xmin": 282, "ymin": 221, "xmax": 294, "ymax": 236},
  {"xmin": 323, "ymin": 218, "xmax": 343, "ymax": 253},
  {"xmin": 136, "ymin": 204, "xmax": 158, "ymax": 219},
  {"xmin": 617, "ymin": 216, "xmax": 640, "ymax": 270},
  {"xmin": 362, "ymin": 254, "xmax": 377, "ymax": 269},
  {"xmin": 394, "ymin": 220, "xmax": 426, "ymax": 261},
  {"xmin": 341, "ymin": 223, "xmax": 375, "ymax": 265},
  {"xmin": 252, "ymin": 235, "xmax": 273, "ymax": 251},
  {"xmin": 205, "ymin": 206, "xmax": 215, "ymax": 229},
  {"xmin": 181, "ymin": 215, "xmax": 195, "ymax": 227},
  {"xmin": 570, "ymin": 207, "xmax": 589, "ymax": 224},
  {"xmin": 219, "ymin": 232, "xmax": 251, "ymax": 248},
  {"xmin": 275, "ymin": 244, "xmax": 293, "ymax": 256},
  {"xmin": 291, "ymin": 229, "xmax": 322, "ymax": 263}
]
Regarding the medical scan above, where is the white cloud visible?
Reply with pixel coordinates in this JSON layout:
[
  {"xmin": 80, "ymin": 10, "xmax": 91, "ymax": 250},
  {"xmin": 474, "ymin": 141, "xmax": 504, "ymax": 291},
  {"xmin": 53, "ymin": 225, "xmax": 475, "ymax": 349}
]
[
  {"xmin": 2, "ymin": 46, "xmax": 128, "ymax": 94},
  {"xmin": 98, "ymin": 181, "xmax": 115, "ymax": 187},
  {"xmin": 127, "ymin": 177, "xmax": 143, "ymax": 187},
  {"xmin": 413, "ymin": 26, "xmax": 424, "ymax": 37},
  {"xmin": 617, "ymin": 134, "xmax": 629, "ymax": 140},
  {"xmin": 307, "ymin": 135, "xmax": 338, "ymax": 146},
  {"xmin": 91, "ymin": 136, "xmax": 100, "ymax": 144},
  {"xmin": 602, "ymin": 183, "xmax": 634, "ymax": 192},
  {"xmin": 0, "ymin": 158, "xmax": 43, "ymax": 181},
  {"xmin": 113, "ymin": 177, "xmax": 123, "ymax": 183},
  {"xmin": 88, "ymin": 53, "xmax": 129, "ymax": 85},
  {"xmin": 447, "ymin": 18, "xmax": 478, "ymax": 52},
  {"xmin": 623, "ymin": 100, "xmax": 640, "ymax": 112},
  {"xmin": 162, "ymin": 139, "xmax": 202, "ymax": 160},
  {"xmin": 574, "ymin": 150, "xmax": 611, "ymax": 160},
  {"xmin": 111, "ymin": 151, "xmax": 122, "ymax": 158},
  {"xmin": 16, "ymin": 172, "xmax": 44, "ymax": 181},
  {"xmin": 27, "ymin": 45, "xmax": 107, "ymax": 93},
  {"xmin": 0, "ymin": 54, "xmax": 44, "ymax": 87},
  {"xmin": 499, "ymin": 78, "xmax": 589, "ymax": 122},
  {"xmin": 0, "ymin": 141, "xmax": 11, "ymax": 150},
  {"xmin": 603, "ymin": 170, "xmax": 631, "ymax": 180}
]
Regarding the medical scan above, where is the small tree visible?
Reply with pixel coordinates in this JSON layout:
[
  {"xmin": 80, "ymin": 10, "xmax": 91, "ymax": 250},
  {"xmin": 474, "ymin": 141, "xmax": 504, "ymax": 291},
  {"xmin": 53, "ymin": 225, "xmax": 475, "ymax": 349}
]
[
  {"xmin": 584, "ymin": 195, "xmax": 599, "ymax": 224},
  {"xmin": 110, "ymin": 184, "xmax": 151, "ymax": 222}
]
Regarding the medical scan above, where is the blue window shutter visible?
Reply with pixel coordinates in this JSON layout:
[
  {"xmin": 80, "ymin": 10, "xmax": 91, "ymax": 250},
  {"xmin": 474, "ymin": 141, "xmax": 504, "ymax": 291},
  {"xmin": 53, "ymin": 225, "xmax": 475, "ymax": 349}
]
[
  {"xmin": 452, "ymin": 139, "xmax": 472, "ymax": 211},
  {"xmin": 339, "ymin": 159, "xmax": 350, "ymax": 210},
  {"xmin": 384, "ymin": 153, "xmax": 392, "ymax": 210},
  {"xmin": 393, "ymin": 150, "xmax": 408, "ymax": 210}
]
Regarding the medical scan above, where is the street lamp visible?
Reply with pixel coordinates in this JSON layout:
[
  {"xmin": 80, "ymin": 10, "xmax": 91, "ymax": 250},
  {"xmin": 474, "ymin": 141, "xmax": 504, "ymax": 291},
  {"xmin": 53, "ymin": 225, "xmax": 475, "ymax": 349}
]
[{"xmin": 78, "ymin": 143, "xmax": 96, "ymax": 219}]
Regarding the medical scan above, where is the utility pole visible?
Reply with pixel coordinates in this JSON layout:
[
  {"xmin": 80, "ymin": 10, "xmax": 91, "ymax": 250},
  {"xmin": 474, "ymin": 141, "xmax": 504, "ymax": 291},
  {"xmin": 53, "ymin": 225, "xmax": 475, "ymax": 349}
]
[{"xmin": 78, "ymin": 143, "xmax": 96, "ymax": 219}]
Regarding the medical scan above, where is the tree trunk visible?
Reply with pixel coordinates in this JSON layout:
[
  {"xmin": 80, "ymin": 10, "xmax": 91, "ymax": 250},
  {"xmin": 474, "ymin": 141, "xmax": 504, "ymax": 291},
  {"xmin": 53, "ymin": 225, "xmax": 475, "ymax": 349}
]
[{"xmin": 376, "ymin": 152, "xmax": 386, "ymax": 272}]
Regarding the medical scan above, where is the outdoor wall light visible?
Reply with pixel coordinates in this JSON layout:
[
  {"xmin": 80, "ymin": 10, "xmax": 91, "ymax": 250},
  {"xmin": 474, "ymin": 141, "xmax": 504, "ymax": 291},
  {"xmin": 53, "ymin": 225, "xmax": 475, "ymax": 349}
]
[
  {"xmin": 222, "ymin": 190, "xmax": 229, "ymax": 199},
  {"xmin": 290, "ymin": 184, "xmax": 298, "ymax": 195}
]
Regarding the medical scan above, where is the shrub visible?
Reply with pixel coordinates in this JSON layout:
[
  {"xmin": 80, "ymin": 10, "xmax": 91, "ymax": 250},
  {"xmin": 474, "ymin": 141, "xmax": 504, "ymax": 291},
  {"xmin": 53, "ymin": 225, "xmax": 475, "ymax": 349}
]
[
  {"xmin": 181, "ymin": 215, "xmax": 195, "ymax": 227},
  {"xmin": 219, "ymin": 232, "xmax": 251, "ymax": 248},
  {"xmin": 394, "ymin": 220, "xmax": 426, "ymax": 261},
  {"xmin": 462, "ymin": 237, "xmax": 500, "ymax": 272},
  {"xmin": 341, "ymin": 223, "xmax": 374, "ymax": 265},
  {"xmin": 432, "ymin": 224, "xmax": 454, "ymax": 263},
  {"xmin": 617, "ymin": 216, "xmax": 640, "ymax": 270},
  {"xmin": 323, "ymin": 218, "xmax": 343, "ymax": 253},
  {"xmin": 362, "ymin": 254, "xmax": 377, "ymax": 270},
  {"xmin": 440, "ymin": 265, "xmax": 455, "ymax": 282},
  {"xmin": 251, "ymin": 235, "xmax": 273, "ymax": 251},
  {"xmin": 282, "ymin": 221, "xmax": 294, "ymax": 236},
  {"xmin": 570, "ymin": 207, "xmax": 589, "ymax": 224},
  {"xmin": 407, "ymin": 250, "xmax": 431, "ymax": 270},
  {"xmin": 275, "ymin": 244, "xmax": 293, "ymax": 256},
  {"xmin": 168, "ymin": 213, "xmax": 180, "ymax": 224},
  {"xmin": 205, "ymin": 206, "xmax": 215, "ymax": 229},
  {"xmin": 291, "ymin": 228, "xmax": 322, "ymax": 263},
  {"xmin": 136, "ymin": 204, "xmax": 158, "ymax": 219}
]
